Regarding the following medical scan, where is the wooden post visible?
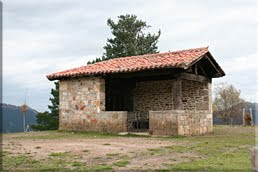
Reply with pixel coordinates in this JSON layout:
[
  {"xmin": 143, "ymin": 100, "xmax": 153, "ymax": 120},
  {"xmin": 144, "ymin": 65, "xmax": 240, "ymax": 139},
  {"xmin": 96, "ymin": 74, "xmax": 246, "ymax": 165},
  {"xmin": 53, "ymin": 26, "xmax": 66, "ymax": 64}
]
[
  {"xmin": 250, "ymin": 108, "xmax": 253, "ymax": 126},
  {"xmin": 194, "ymin": 64, "xmax": 198, "ymax": 75},
  {"xmin": 23, "ymin": 112, "xmax": 25, "ymax": 132},
  {"xmin": 172, "ymin": 74, "xmax": 183, "ymax": 110},
  {"xmin": 243, "ymin": 108, "xmax": 245, "ymax": 126}
]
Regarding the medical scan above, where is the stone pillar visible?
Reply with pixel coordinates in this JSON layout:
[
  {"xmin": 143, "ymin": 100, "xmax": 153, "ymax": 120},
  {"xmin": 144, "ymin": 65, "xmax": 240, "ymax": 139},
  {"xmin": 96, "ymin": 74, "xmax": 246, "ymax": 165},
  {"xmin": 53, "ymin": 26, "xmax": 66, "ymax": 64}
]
[
  {"xmin": 58, "ymin": 77, "xmax": 105, "ymax": 130},
  {"xmin": 172, "ymin": 77, "xmax": 183, "ymax": 110}
]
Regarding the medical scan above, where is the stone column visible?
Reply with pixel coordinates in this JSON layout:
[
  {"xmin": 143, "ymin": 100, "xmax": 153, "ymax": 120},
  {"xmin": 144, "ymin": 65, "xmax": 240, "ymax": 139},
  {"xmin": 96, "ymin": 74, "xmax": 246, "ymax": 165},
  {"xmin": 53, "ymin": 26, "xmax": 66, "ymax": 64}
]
[{"xmin": 172, "ymin": 76, "xmax": 183, "ymax": 110}]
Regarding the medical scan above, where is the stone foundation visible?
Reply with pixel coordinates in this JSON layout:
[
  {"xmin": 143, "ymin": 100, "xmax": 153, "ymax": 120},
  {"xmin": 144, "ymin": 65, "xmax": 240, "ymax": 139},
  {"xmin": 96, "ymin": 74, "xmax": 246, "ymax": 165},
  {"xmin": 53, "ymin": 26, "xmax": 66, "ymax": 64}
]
[
  {"xmin": 149, "ymin": 110, "xmax": 213, "ymax": 136},
  {"xmin": 59, "ymin": 111, "xmax": 127, "ymax": 133}
]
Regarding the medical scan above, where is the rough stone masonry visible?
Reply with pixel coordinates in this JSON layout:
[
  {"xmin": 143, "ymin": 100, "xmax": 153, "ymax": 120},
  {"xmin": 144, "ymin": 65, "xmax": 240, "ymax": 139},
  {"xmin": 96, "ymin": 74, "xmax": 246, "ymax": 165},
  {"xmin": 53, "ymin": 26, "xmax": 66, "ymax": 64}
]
[
  {"xmin": 58, "ymin": 74, "xmax": 213, "ymax": 136},
  {"xmin": 59, "ymin": 77, "xmax": 127, "ymax": 132}
]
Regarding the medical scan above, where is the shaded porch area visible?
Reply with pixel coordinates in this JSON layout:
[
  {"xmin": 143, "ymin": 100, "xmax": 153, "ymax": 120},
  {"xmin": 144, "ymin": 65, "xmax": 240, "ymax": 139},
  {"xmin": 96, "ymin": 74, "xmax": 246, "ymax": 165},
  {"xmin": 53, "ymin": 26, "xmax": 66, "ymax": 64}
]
[{"xmin": 104, "ymin": 69, "xmax": 180, "ymax": 132}]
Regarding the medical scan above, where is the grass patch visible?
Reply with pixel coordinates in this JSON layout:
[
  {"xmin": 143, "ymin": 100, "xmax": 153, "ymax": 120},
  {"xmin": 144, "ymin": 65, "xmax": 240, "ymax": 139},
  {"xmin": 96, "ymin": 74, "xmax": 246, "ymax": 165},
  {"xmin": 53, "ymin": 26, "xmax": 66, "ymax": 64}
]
[
  {"xmin": 163, "ymin": 145, "xmax": 191, "ymax": 153},
  {"xmin": 11, "ymin": 130, "xmax": 119, "ymax": 140},
  {"xmin": 8, "ymin": 130, "xmax": 151, "ymax": 140},
  {"xmin": 49, "ymin": 152, "xmax": 69, "ymax": 157},
  {"xmin": 147, "ymin": 148, "xmax": 164, "ymax": 155},
  {"xmin": 94, "ymin": 157, "xmax": 102, "ymax": 160},
  {"xmin": 113, "ymin": 160, "xmax": 130, "ymax": 167},
  {"xmin": 156, "ymin": 169, "xmax": 170, "ymax": 172},
  {"xmin": 94, "ymin": 164, "xmax": 113, "ymax": 171},
  {"xmin": 166, "ymin": 126, "xmax": 255, "ymax": 171},
  {"xmin": 72, "ymin": 161, "xmax": 83, "ymax": 167},
  {"xmin": 3, "ymin": 154, "xmax": 41, "ymax": 170},
  {"xmin": 106, "ymin": 153, "xmax": 120, "ymax": 157}
]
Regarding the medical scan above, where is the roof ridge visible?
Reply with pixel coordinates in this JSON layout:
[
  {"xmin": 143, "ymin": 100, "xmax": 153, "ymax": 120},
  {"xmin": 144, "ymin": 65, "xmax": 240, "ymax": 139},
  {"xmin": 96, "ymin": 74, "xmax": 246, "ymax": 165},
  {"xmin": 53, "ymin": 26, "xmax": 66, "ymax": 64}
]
[{"xmin": 95, "ymin": 46, "xmax": 209, "ymax": 63}]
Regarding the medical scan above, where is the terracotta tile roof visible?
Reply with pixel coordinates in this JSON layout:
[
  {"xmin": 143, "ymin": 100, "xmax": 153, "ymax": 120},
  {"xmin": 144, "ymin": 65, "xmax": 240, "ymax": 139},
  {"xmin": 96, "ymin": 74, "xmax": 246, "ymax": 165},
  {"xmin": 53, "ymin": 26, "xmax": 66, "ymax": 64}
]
[{"xmin": 47, "ymin": 47, "xmax": 210, "ymax": 80}]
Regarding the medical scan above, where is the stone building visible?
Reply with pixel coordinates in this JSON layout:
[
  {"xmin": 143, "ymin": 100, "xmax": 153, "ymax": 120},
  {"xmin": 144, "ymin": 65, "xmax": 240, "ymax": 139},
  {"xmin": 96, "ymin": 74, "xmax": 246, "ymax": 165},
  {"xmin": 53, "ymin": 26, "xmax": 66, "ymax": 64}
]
[{"xmin": 47, "ymin": 47, "xmax": 225, "ymax": 136}]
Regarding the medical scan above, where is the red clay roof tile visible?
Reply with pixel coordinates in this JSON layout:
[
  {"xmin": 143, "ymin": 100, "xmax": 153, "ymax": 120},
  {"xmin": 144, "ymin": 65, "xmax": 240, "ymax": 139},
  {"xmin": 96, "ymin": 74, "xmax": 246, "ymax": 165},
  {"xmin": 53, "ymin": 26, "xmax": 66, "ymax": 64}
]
[{"xmin": 47, "ymin": 47, "xmax": 209, "ymax": 80}]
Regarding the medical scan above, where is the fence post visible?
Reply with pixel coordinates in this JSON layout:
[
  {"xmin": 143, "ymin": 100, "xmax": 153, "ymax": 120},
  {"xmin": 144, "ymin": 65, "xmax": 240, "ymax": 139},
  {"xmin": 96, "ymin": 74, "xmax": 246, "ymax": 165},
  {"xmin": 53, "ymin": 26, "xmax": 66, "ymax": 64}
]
[
  {"xmin": 243, "ymin": 108, "xmax": 245, "ymax": 126},
  {"xmin": 250, "ymin": 108, "xmax": 253, "ymax": 126}
]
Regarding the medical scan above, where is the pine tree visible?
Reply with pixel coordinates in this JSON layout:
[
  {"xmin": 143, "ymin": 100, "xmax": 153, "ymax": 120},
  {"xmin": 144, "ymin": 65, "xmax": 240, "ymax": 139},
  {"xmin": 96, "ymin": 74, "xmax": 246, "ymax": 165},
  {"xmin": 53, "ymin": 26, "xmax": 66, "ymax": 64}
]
[
  {"xmin": 88, "ymin": 14, "xmax": 161, "ymax": 64},
  {"xmin": 31, "ymin": 82, "xmax": 59, "ymax": 130}
]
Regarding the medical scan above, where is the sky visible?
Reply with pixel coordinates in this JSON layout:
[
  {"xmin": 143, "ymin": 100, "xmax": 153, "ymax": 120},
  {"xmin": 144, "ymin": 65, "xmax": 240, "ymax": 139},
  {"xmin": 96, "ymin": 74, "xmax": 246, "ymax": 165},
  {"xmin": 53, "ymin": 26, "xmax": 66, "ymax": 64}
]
[{"xmin": 3, "ymin": 0, "xmax": 257, "ymax": 112}]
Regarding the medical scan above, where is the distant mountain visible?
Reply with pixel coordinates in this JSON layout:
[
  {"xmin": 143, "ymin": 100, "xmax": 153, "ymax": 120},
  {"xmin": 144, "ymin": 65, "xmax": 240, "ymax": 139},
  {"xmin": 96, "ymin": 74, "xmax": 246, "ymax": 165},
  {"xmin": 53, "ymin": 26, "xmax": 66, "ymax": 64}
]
[{"xmin": 1, "ymin": 103, "xmax": 38, "ymax": 133}]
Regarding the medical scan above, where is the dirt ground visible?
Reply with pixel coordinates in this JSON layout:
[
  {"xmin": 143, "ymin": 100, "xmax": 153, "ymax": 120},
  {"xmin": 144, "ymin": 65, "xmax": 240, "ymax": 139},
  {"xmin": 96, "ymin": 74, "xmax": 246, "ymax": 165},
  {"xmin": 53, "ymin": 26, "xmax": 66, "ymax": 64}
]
[
  {"xmin": 2, "ymin": 126, "xmax": 255, "ymax": 171},
  {"xmin": 2, "ymin": 132, "xmax": 201, "ymax": 170}
]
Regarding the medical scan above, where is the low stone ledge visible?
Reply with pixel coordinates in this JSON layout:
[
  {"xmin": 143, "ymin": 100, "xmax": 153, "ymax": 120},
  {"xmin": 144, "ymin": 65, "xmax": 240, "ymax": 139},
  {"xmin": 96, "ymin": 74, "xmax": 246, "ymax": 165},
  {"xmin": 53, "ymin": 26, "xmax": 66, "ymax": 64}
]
[
  {"xmin": 149, "ymin": 110, "xmax": 178, "ymax": 136},
  {"xmin": 59, "ymin": 111, "xmax": 128, "ymax": 133},
  {"xmin": 149, "ymin": 110, "xmax": 212, "ymax": 136}
]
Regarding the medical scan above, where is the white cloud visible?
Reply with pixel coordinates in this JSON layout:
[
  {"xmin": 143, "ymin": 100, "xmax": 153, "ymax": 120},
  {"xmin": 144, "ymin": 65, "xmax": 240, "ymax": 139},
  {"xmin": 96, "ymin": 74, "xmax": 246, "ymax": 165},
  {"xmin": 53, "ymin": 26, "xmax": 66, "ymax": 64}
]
[
  {"xmin": 221, "ymin": 53, "xmax": 258, "ymax": 74},
  {"xmin": 3, "ymin": 55, "xmax": 96, "ymax": 90},
  {"xmin": 213, "ymin": 52, "xmax": 258, "ymax": 102},
  {"xmin": 3, "ymin": 0, "xmax": 257, "ymax": 110}
]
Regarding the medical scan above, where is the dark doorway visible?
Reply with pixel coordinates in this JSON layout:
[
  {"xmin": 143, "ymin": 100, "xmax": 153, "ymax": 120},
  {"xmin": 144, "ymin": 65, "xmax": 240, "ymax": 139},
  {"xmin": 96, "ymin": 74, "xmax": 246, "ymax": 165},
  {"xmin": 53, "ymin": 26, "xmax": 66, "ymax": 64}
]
[{"xmin": 105, "ymin": 78, "xmax": 134, "ymax": 111}]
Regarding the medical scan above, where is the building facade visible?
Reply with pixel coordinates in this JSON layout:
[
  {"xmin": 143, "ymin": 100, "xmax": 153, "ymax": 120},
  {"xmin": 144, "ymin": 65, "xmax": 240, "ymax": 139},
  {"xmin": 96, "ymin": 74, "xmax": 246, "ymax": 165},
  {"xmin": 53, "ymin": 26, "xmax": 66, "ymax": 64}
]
[{"xmin": 47, "ymin": 47, "xmax": 225, "ymax": 136}]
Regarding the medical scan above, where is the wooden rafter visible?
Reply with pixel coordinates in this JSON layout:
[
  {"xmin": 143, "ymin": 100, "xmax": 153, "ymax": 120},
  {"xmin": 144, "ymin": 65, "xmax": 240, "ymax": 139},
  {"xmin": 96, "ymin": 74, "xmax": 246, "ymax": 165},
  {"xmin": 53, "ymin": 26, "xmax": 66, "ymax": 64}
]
[
  {"xmin": 205, "ymin": 55, "xmax": 223, "ymax": 76},
  {"xmin": 194, "ymin": 63, "xmax": 198, "ymax": 75},
  {"xmin": 198, "ymin": 62, "xmax": 208, "ymax": 77}
]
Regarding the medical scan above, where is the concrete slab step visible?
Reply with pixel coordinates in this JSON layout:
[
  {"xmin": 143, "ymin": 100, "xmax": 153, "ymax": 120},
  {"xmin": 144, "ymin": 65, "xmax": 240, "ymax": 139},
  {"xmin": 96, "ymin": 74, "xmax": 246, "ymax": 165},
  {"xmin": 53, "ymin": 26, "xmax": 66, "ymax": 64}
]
[{"xmin": 118, "ymin": 132, "xmax": 150, "ymax": 136}]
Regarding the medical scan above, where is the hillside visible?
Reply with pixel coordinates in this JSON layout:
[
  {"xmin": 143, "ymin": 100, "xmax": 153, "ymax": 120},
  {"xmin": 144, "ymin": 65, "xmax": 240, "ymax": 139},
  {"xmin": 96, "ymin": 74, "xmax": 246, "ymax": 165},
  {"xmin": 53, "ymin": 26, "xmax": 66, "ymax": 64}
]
[{"xmin": 1, "ymin": 103, "xmax": 38, "ymax": 133}]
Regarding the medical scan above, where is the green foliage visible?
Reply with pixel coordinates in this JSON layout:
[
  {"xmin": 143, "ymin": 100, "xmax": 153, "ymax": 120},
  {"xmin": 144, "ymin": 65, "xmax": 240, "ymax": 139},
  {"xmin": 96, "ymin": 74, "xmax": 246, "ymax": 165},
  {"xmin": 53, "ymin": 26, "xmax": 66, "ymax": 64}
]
[
  {"xmin": 48, "ymin": 81, "xmax": 59, "ymax": 119},
  {"xmin": 87, "ymin": 57, "xmax": 102, "ymax": 65},
  {"xmin": 31, "ymin": 82, "xmax": 59, "ymax": 130},
  {"xmin": 30, "ymin": 111, "xmax": 57, "ymax": 130},
  {"xmin": 88, "ymin": 14, "xmax": 161, "ymax": 64}
]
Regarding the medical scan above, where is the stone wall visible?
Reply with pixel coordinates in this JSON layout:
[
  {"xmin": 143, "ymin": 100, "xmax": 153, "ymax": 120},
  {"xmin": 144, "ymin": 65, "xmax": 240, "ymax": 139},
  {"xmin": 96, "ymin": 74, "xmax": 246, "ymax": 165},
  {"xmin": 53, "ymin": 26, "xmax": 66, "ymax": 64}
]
[
  {"xmin": 181, "ymin": 79, "xmax": 211, "ymax": 111},
  {"xmin": 149, "ymin": 110, "xmax": 178, "ymax": 135},
  {"xmin": 58, "ymin": 74, "xmax": 213, "ymax": 135},
  {"xmin": 149, "ymin": 110, "xmax": 213, "ymax": 136},
  {"xmin": 59, "ymin": 77, "xmax": 127, "ymax": 133},
  {"xmin": 133, "ymin": 80, "xmax": 173, "ymax": 121},
  {"xmin": 60, "ymin": 111, "xmax": 128, "ymax": 133},
  {"xmin": 177, "ymin": 110, "xmax": 213, "ymax": 135}
]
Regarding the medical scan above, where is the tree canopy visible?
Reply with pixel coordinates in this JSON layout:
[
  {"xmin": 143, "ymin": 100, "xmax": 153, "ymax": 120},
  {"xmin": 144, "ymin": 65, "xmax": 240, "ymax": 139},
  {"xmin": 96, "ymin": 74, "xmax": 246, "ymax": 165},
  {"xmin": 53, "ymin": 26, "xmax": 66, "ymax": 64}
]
[
  {"xmin": 88, "ymin": 14, "xmax": 161, "ymax": 64},
  {"xmin": 31, "ymin": 82, "xmax": 59, "ymax": 130},
  {"xmin": 213, "ymin": 83, "xmax": 245, "ymax": 125}
]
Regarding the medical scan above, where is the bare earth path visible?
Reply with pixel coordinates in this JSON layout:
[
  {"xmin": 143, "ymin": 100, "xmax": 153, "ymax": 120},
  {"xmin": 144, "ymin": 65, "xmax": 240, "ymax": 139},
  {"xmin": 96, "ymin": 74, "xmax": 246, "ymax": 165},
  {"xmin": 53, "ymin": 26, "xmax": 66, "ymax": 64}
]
[{"xmin": 2, "ymin": 126, "xmax": 255, "ymax": 171}]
